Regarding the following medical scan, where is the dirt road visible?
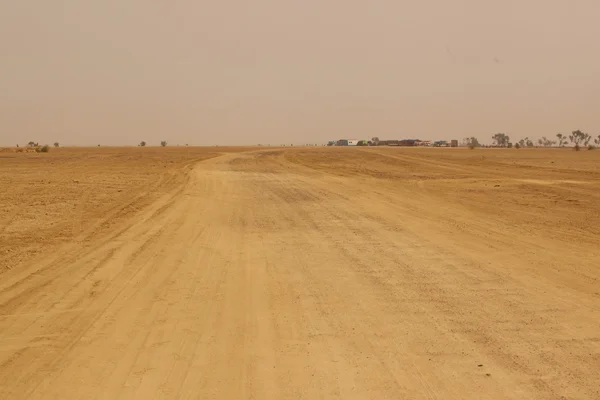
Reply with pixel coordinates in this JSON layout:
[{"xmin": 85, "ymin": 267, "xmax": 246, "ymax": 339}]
[{"xmin": 1, "ymin": 148, "xmax": 599, "ymax": 399}]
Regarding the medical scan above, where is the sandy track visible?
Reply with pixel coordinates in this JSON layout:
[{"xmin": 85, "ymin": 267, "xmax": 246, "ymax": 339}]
[
  {"xmin": 1, "ymin": 149, "xmax": 599, "ymax": 399},
  {"xmin": 0, "ymin": 147, "xmax": 230, "ymax": 271}
]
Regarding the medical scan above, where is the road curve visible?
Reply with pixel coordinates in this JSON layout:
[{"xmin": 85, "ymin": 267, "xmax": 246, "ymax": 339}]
[{"xmin": 0, "ymin": 151, "xmax": 598, "ymax": 399}]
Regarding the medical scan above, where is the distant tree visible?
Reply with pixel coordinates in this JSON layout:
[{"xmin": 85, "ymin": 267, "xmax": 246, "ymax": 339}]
[
  {"xmin": 518, "ymin": 137, "xmax": 534, "ymax": 148},
  {"xmin": 514, "ymin": 142, "xmax": 521, "ymax": 149},
  {"xmin": 595, "ymin": 135, "xmax": 600, "ymax": 146},
  {"xmin": 539, "ymin": 136, "xmax": 556, "ymax": 147},
  {"xmin": 54, "ymin": 142, "xmax": 59, "ymax": 148},
  {"xmin": 569, "ymin": 130, "xmax": 588, "ymax": 151},
  {"xmin": 492, "ymin": 133, "xmax": 510, "ymax": 147},
  {"xmin": 371, "ymin": 137, "xmax": 380, "ymax": 145},
  {"xmin": 463, "ymin": 137, "xmax": 480, "ymax": 149},
  {"xmin": 27, "ymin": 141, "xmax": 37, "ymax": 148},
  {"xmin": 160, "ymin": 141, "xmax": 167, "ymax": 147},
  {"xmin": 139, "ymin": 141, "xmax": 146, "ymax": 147},
  {"xmin": 556, "ymin": 133, "xmax": 567, "ymax": 147}
]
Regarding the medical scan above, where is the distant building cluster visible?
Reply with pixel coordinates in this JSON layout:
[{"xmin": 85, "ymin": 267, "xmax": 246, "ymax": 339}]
[{"xmin": 327, "ymin": 139, "xmax": 458, "ymax": 147}]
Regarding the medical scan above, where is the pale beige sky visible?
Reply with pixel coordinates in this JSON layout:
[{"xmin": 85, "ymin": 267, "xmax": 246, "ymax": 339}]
[{"xmin": 1, "ymin": 0, "xmax": 599, "ymax": 146}]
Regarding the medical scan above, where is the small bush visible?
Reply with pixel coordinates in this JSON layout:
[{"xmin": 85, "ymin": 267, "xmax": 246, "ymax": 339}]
[
  {"xmin": 574, "ymin": 144, "xmax": 580, "ymax": 151},
  {"xmin": 40, "ymin": 145, "xmax": 50, "ymax": 153},
  {"xmin": 589, "ymin": 145, "xmax": 595, "ymax": 150},
  {"xmin": 514, "ymin": 143, "xmax": 521, "ymax": 149}
]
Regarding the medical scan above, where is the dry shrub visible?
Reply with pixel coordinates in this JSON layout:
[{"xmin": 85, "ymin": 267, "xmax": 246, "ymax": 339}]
[{"xmin": 34, "ymin": 145, "xmax": 50, "ymax": 153}]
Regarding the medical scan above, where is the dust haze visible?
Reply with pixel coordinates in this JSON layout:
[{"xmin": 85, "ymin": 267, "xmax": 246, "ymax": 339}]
[{"xmin": 2, "ymin": 0, "xmax": 600, "ymax": 146}]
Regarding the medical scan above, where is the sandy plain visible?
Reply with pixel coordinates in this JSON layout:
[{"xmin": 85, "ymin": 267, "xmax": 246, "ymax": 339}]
[{"xmin": 0, "ymin": 146, "xmax": 599, "ymax": 399}]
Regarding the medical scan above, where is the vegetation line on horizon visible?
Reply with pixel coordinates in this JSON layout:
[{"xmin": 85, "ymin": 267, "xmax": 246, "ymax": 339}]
[{"xmin": 8, "ymin": 131, "xmax": 600, "ymax": 151}]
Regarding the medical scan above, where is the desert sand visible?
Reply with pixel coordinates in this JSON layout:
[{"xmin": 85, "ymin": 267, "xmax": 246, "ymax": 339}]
[{"xmin": 0, "ymin": 146, "xmax": 599, "ymax": 399}]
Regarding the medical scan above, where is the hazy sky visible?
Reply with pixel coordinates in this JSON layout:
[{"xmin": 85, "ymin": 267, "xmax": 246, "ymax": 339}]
[{"xmin": 1, "ymin": 0, "xmax": 599, "ymax": 146}]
